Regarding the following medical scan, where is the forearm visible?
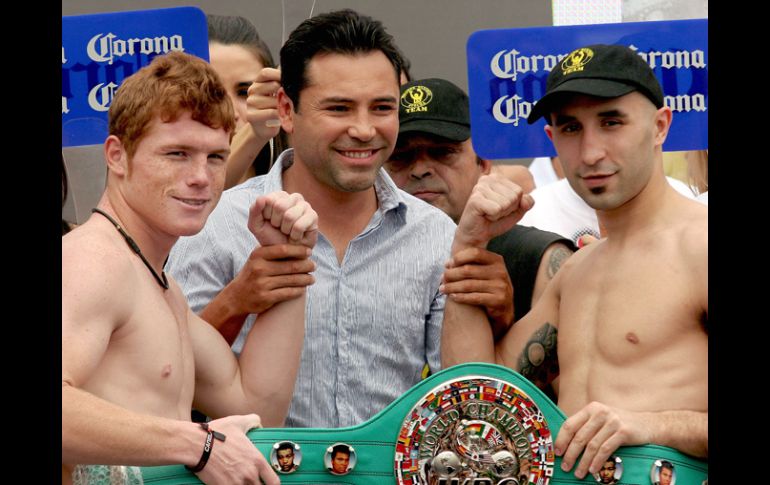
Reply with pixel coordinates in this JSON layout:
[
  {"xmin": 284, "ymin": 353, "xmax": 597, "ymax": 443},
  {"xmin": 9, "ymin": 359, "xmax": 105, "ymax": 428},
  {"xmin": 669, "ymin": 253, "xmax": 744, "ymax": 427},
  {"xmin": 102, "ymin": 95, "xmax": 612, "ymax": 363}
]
[
  {"xmin": 442, "ymin": 236, "xmax": 499, "ymax": 367},
  {"xmin": 441, "ymin": 299, "xmax": 497, "ymax": 368},
  {"xmin": 62, "ymin": 385, "xmax": 201, "ymax": 467},
  {"xmin": 645, "ymin": 409, "xmax": 708, "ymax": 458},
  {"xmin": 225, "ymin": 125, "xmax": 270, "ymax": 189},
  {"xmin": 236, "ymin": 292, "xmax": 306, "ymax": 427},
  {"xmin": 199, "ymin": 285, "xmax": 250, "ymax": 345}
]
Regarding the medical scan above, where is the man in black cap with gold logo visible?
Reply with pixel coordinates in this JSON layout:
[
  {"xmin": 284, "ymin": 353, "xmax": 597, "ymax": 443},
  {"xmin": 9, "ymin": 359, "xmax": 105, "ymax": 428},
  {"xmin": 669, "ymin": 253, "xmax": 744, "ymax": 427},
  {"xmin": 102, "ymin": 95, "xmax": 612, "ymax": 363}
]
[
  {"xmin": 386, "ymin": 77, "xmax": 575, "ymax": 339},
  {"xmin": 442, "ymin": 44, "xmax": 707, "ymax": 480}
]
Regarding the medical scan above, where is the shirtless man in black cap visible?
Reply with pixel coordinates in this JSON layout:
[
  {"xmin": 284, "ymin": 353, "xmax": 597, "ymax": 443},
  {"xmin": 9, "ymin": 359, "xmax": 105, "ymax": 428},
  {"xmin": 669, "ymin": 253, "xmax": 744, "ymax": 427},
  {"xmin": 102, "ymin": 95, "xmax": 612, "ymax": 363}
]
[{"xmin": 442, "ymin": 44, "xmax": 707, "ymax": 479}]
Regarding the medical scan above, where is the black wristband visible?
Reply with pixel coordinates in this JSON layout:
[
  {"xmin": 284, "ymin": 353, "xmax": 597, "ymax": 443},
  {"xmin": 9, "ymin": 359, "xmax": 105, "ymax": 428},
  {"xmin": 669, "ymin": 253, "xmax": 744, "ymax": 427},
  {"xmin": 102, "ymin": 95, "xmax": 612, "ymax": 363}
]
[{"xmin": 185, "ymin": 422, "xmax": 227, "ymax": 473}]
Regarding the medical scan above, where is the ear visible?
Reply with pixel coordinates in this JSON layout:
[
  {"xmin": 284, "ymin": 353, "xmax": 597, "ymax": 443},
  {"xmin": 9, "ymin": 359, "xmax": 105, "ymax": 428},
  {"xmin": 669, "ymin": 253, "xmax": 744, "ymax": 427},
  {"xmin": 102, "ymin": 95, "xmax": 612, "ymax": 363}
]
[
  {"xmin": 277, "ymin": 88, "xmax": 296, "ymax": 134},
  {"xmin": 104, "ymin": 135, "xmax": 128, "ymax": 177},
  {"xmin": 653, "ymin": 106, "xmax": 673, "ymax": 147},
  {"xmin": 544, "ymin": 123, "xmax": 554, "ymax": 141}
]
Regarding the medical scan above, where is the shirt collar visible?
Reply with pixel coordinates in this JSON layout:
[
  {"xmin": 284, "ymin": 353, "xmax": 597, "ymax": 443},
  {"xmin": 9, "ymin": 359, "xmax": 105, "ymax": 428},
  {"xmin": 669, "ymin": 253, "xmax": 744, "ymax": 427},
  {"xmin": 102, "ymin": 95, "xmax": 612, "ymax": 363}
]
[{"xmin": 271, "ymin": 149, "xmax": 408, "ymax": 217}]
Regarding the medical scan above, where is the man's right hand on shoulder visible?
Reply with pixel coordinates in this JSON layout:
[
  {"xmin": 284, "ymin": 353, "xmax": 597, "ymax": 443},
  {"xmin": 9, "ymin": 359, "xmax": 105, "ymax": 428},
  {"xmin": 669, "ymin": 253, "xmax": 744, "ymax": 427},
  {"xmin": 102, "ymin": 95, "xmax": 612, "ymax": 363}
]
[
  {"xmin": 195, "ymin": 414, "xmax": 279, "ymax": 485},
  {"xmin": 452, "ymin": 174, "xmax": 534, "ymax": 254}
]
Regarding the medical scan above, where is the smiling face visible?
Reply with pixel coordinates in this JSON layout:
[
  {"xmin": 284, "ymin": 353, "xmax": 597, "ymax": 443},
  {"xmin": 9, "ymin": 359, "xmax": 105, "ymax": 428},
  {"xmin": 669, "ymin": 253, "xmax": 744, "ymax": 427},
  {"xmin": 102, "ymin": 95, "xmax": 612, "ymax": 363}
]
[
  {"xmin": 544, "ymin": 91, "xmax": 670, "ymax": 211},
  {"xmin": 278, "ymin": 51, "xmax": 400, "ymax": 194},
  {"xmin": 385, "ymin": 134, "xmax": 488, "ymax": 222},
  {"xmin": 208, "ymin": 42, "xmax": 264, "ymax": 131},
  {"xmin": 106, "ymin": 111, "xmax": 230, "ymax": 240}
]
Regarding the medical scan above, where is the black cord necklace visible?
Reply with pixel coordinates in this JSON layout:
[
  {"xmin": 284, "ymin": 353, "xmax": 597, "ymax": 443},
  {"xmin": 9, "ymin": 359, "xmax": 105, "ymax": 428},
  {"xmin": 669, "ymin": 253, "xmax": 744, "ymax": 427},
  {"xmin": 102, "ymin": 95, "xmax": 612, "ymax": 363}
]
[{"xmin": 91, "ymin": 208, "xmax": 169, "ymax": 290}]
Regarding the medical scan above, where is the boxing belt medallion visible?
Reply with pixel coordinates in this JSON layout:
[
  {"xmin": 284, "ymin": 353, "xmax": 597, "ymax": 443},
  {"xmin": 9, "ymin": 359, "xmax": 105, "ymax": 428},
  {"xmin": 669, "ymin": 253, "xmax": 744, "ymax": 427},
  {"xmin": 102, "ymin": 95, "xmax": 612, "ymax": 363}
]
[{"xmin": 141, "ymin": 363, "xmax": 707, "ymax": 484}]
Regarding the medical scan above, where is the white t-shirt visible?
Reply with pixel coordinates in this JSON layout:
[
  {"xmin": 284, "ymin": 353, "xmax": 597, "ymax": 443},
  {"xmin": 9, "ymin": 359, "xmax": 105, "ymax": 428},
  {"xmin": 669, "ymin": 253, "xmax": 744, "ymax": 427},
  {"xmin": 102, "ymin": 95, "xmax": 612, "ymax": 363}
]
[
  {"xmin": 528, "ymin": 157, "xmax": 560, "ymax": 187},
  {"xmin": 519, "ymin": 177, "xmax": 697, "ymax": 245}
]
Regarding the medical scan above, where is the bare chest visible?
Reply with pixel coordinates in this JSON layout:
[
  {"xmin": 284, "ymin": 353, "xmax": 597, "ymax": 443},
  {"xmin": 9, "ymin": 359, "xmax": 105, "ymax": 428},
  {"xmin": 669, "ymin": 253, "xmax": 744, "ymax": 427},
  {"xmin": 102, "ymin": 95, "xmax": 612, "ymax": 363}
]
[
  {"xmin": 87, "ymin": 288, "xmax": 196, "ymax": 417},
  {"xmin": 558, "ymin": 249, "xmax": 703, "ymax": 365}
]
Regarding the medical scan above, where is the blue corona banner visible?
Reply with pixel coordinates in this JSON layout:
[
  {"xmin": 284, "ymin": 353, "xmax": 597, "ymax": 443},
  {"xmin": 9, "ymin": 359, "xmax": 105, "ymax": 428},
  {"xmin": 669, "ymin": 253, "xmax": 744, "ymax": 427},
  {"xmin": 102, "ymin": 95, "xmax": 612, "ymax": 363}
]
[
  {"xmin": 62, "ymin": 7, "xmax": 209, "ymax": 147},
  {"xmin": 466, "ymin": 19, "xmax": 708, "ymax": 159}
]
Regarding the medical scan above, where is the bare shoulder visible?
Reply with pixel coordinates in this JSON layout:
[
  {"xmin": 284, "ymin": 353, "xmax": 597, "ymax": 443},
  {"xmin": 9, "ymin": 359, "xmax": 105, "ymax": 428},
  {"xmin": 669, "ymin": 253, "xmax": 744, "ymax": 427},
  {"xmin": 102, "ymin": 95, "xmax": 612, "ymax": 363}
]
[
  {"xmin": 62, "ymin": 224, "xmax": 139, "ymax": 328},
  {"xmin": 559, "ymin": 236, "xmax": 602, "ymax": 271},
  {"xmin": 670, "ymin": 199, "xmax": 708, "ymax": 311},
  {"xmin": 535, "ymin": 236, "xmax": 603, "ymax": 304},
  {"xmin": 674, "ymin": 199, "xmax": 708, "ymax": 263}
]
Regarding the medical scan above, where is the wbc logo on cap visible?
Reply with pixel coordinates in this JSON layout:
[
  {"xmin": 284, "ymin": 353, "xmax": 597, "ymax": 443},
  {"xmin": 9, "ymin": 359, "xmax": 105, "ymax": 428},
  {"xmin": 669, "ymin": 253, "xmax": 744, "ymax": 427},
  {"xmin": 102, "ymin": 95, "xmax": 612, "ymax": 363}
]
[
  {"xmin": 401, "ymin": 85, "xmax": 433, "ymax": 113},
  {"xmin": 561, "ymin": 47, "xmax": 593, "ymax": 75}
]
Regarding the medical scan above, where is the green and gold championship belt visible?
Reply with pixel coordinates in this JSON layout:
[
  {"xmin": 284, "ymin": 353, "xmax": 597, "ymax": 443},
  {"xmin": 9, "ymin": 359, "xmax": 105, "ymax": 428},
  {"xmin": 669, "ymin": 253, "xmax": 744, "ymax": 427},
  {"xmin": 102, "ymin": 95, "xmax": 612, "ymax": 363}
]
[{"xmin": 142, "ymin": 363, "xmax": 707, "ymax": 484}]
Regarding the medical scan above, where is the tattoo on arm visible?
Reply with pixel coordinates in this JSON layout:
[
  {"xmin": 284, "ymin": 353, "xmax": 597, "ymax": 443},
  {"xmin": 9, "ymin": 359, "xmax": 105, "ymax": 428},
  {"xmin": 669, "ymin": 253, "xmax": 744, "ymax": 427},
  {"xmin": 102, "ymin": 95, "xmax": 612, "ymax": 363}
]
[
  {"xmin": 516, "ymin": 323, "xmax": 559, "ymax": 389},
  {"xmin": 547, "ymin": 246, "xmax": 573, "ymax": 279}
]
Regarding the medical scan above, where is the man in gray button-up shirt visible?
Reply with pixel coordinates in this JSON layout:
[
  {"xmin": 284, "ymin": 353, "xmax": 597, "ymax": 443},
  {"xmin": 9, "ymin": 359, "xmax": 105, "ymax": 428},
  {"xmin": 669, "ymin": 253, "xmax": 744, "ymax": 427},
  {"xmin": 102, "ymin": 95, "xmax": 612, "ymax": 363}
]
[{"xmin": 167, "ymin": 9, "xmax": 457, "ymax": 428}]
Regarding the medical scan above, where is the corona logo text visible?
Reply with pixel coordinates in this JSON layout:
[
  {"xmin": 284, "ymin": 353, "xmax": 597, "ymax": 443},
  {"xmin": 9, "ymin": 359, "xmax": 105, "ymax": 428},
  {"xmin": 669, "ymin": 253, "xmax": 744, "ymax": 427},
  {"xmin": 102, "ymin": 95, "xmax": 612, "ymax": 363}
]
[
  {"xmin": 86, "ymin": 33, "xmax": 185, "ymax": 65},
  {"xmin": 87, "ymin": 82, "xmax": 118, "ymax": 112},
  {"xmin": 492, "ymin": 95, "xmax": 532, "ymax": 126},
  {"xmin": 490, "ymin": 49, "xmax": 564, "ymax": 81},
  {"xmin": 628, "ymin": 45, "xmax": 706, "ymax": 69}
]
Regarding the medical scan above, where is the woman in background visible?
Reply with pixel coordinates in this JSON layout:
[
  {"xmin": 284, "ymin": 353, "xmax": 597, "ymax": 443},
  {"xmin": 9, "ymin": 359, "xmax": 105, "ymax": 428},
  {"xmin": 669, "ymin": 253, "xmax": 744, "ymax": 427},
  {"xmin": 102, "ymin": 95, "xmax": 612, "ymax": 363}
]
[{"xmin": 207, "ymin": 14, "xmax": 288, "ymax": 187}]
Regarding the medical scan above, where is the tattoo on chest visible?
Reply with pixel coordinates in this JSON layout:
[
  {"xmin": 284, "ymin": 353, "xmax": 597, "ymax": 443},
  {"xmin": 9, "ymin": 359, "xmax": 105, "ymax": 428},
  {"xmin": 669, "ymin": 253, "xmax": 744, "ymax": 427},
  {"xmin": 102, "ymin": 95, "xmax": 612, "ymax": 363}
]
[
  {"xmin": 516, "ymin": 323, "xmax": 559, "ymax": 388},
  {"xmin": 547, "ymin": 246, "xmax": 572, "ymax": 279}
]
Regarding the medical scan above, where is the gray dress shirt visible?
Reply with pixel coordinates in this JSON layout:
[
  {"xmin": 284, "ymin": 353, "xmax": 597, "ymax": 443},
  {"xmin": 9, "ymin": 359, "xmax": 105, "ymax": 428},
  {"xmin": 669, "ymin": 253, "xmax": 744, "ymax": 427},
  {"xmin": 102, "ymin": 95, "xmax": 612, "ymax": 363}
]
[{"xmin": 167, "ymin": 149, "xmax": 456, "ymax": 428}]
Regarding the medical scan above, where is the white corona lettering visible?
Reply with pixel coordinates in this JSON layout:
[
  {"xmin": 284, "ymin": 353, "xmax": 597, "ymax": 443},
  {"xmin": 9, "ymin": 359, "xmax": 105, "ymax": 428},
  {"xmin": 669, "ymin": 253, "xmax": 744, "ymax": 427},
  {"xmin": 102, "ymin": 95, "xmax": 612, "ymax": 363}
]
[
  {"xmin": 664, "ymin": 93, "xmax": 707, "ymax": 112},
  {"xmin": 62, "ymin": 47, "xmax": 67, "ymax": 64},
  {"xmin": 492, "ymin": 95, "xmax": 533, "ymax": 126},
  {"xmin": 491, "ymin": 49, "xmax": 518, "ymax": 80},
  {"xmin": 493, "ymin": 95, "xmax": 518, "ymax": 125},
  {"xmin": 87, "ymin": 82, "xmax": 118, "ymax": 112},
  {"xmin": 62, "ymin": 96, "xmax": 69, "ymax": 114},
  {"xmin": 86, "ymin": 33, "xmax": 185, "ymax": 64},
  {"xmin": 491, "ymin": 46, "xmax": 704, "ymax": 82},
  {"xmin": 491, "ymin": 50, "xmax": 565, "ymax": 80},
  {"xmin": 628, "ymin": 45, "xmax": 707, "ymax": 69}
]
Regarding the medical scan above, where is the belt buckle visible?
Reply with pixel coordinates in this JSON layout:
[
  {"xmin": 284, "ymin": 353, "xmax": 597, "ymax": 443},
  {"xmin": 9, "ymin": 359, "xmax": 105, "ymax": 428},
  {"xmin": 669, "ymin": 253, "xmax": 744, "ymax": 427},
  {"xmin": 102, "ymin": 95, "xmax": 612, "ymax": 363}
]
[{"xmin": 395, "ymin": 374, "xmax": 554, "ymax": 484}]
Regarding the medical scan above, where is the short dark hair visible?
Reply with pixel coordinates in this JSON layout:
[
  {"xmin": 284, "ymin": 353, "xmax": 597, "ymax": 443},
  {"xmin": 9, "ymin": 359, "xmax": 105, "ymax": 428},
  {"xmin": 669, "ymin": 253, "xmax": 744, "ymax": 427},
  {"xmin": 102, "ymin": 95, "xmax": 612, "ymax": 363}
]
[
  {"xmin": 660, "ymin": 460, "xmax": 674, "ymax": 472},
  {"xmin": 331, "ymin": 444, "xmax": 350, "ymax": 458},
  {"xmin": 279, "ymin": 9, "xmax": 403, "ymax": 110},
  {"xmin": 397, "ymin": 46, "xmax": 413, "ymax": 82},
  {"xmin": 207, "ymin": 14, "xmax": 276, "ymax": 69},
  {"xmin": 276, "ymin": 442, "xmax": 294, "ymax": 454}
]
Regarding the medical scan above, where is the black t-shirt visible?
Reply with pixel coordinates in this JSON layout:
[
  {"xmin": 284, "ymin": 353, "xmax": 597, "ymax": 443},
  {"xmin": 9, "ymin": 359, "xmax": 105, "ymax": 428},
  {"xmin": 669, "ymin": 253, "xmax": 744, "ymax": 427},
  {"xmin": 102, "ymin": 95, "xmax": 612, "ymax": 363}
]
[{"xmin": 487, "ymin": 225, "xmax": 575, "ymax": 322}]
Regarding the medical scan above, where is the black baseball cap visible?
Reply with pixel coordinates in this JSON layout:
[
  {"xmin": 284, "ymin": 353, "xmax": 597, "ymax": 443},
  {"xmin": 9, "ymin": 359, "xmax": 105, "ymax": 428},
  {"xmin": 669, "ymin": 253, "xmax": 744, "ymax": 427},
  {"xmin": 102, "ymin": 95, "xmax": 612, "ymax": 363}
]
[
  {"xmin": 398, "ymin": 78, "xmax": 470, "ymax": 142},
  {"xmin": 527, "ymin": 44, "xmax": 664, "ymax": 124}
]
